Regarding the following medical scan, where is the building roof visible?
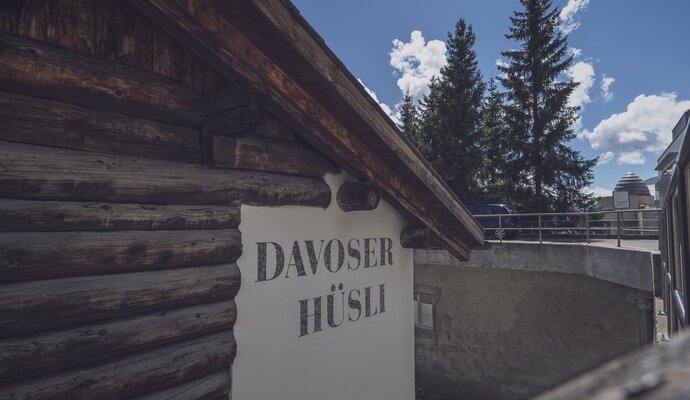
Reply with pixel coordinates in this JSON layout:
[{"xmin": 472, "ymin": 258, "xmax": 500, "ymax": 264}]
[
  {"xmin": 614, "ymin": 172, "xmax": 651, "ymax": 196},
  {"xmin": 131, "ymin": 0, "xmax": 485, "ymax": 260}
]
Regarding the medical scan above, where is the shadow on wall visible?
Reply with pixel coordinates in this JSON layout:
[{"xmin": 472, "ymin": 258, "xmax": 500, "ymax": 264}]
[{"xmin": 414, "ymin": 264, "xmax": 654, "ymax": 400}]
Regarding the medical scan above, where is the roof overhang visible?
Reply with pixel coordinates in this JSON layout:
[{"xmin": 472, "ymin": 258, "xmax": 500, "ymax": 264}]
[{"xmin": 130, "ymin": 0, "xmax": 485, "ymax": 260}]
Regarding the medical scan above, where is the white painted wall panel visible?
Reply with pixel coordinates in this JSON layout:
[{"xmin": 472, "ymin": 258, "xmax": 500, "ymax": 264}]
[{"xmin": 232, "ymin": 174, "xmax": 414, "ymax": 400}]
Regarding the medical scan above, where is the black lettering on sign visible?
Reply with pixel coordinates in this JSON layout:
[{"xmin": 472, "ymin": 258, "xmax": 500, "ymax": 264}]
[
  {"xmin": 364, "ymin": 238, "xmax": 377, "ymax": 268},
  {"xmin": 327, "ymin": 283, "xmax": 345, "ymax": 328},
  {"xmin": 347, "ymin": 239, "xmax": 361, "ymax": 270},
  {"xmin": 305, "ymin": 240, "xmax": 324, "ymax": 275},
  {"xmin": 285, "ymin": 242, "xmax": 306, "ymax": 278},
  {"xmin": 298, "ymin": 282, "xmax": 386, "ymax": 337},
  {"xmin": 348, "ymin": 289, "xmax": 361, "ymax": 322},
  {"xmin": 324, "ymin": 239, "xmax": 345, "ymax": 273},
  {"xmin": 256, "ymin": 242, "xmax": 284, "ymax": 282},
  {"xmin": 380, "ymin": 238, "xmax": 393, "ymax": 266},
  {"xmin": 299, "ymin": 296, "xmax": 322, "ymax": 337}
]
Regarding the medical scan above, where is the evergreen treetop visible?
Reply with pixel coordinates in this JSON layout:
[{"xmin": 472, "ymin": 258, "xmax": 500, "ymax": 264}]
[{"xmin": 498, "ymin": 0, "xmax": 596, "ymax": 212}]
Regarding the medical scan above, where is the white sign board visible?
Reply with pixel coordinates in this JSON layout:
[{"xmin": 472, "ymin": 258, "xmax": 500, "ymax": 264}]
[
  {"xmin": 613, "ymin": 191, "xmax": 630, "ymax": 209},
  {"xmin": 232, "ymin": 174, "xmax": 415, "ymax": 400}
]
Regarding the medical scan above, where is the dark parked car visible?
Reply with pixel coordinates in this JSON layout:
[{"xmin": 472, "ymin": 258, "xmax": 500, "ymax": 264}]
[{"xmin": 467, "ymin": 204, "xmax": 519, "ymax": 239}]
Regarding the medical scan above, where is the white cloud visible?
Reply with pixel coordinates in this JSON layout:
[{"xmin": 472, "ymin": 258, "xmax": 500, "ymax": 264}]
[
  {"xmin": 560, "ymin": 0, "xmax": 590, "ymax": 34},
  {"xmin": 567, "ymin": 61, "xmax": 595, "ymax": 109},
  {"xmin": 601, "ymin": 75, "xmax": 615, "ymax": 102},
  {"xmin": 357, "ymin": 78, "xmax": 397, "ymax": 124},
  {"xmin": 586, "ymin": 186, "xmax": 612, "ymax": 198},
  {"xmin": 582, "ymin": 92, "xmax": 690, "ymax": 164},
  {"xmin": 495, "ymin": 58, "xmax": 509, "ymax": 69},
  {"xmin": 570, "ymin": 47, "xmax": 583, "ymax": 58},
  {"xmin": 617, "ymin": 151, "xmax": 645, "ymax": 165},
  {"xmin": 390, "ymin": 30, "xmax": 447, "ymax": 103},
  {"xmin": 566, "ymin": 59, "xmax": 595, "ymax": 132},
  {"xmin": 598, "ymin": 151, "xmax": 614, "ymax": 164}
]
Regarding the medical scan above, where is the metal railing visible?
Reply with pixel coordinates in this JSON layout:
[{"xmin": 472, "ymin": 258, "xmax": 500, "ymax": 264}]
[{"xmin": 473, "ymin": 208, "xmax": 661, "ymax": 247}]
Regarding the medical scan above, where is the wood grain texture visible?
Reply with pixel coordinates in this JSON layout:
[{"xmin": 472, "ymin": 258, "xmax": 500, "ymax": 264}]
[
  {"xmin": 211, "ymin": 136, "xmax": 337, "ymax": 177},
  {"xmin": 0, "ymin": 91, "xmax": 201, "ymax": 162},
  {"xmin": 207, "ymin": 83, "xmax": 295, "ymax": 140},
  {"xmin": 133, "ymin": 370, "xmax": 231, "ymax": 400},
  {"xmin": 0, "ymin": 30, "xmax": 207, "ymax": 127},
  {"xmin": 0, "ymin": 264, "xmax": 240, "ymax": 338},
  {"xmin": 0, "ymin": 141, "xmax": 331, "ymax": 208},
  {"xmin": 0, "ymin": 230, "xmax": 241, "ymax": 282},
  {"xmin": 55, "ymin": 0, "xmax": 96, "ymax": 56},
  {"xmin": 336, "ymin": 181, "xmax": 380, "ymax": 212},
  {"xmin": 400, "ymin": 228, "xmax": 444, "ymax": 250},
  {"xmin": 0, "ymin": 331, "xmax": 236, "ymax": 400},
  {"xmin": 0, "ymin": 200, "xmax": 240, "ymax": 232},
  {"xmin": 0, "ymin": 301, "xmax": 236, "ymax": 385},
  {"xmin": 534, "ymin": 331, "xmax": 690, "ymax": 400},
  {"xmin": 129, "ymin": 0, "xmax": 481, "ymax": 260}
]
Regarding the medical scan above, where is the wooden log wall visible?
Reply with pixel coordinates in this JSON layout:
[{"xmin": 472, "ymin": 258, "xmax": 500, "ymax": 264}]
[{"xmin": 0, "ymin": 1, "xmax": 337, "ymax": 398}]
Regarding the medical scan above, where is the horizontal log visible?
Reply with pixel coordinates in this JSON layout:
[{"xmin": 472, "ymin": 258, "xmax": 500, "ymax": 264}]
[
  {"xmin": 400, "ymin": 228, "xmax": 444, "ymax": 250},
  {"xmin": 0, "ymin": 230, "xmax": 241, "ymax": 282},
  {"xmin": 0, "ymin": 91, "xmax": 201, "ymax": 162},
  {"xmin": 336, "ymin": 181, "xmax": 380, "ymax": 212},
  {"xmin": 0, "ymin": 301, "xmax": 236, "ymax": 384},
  {"xmin": 134, "ymin": 370, "xmax": 231, "ymax": 400},
  {"xmin": 208, "ymin": 82, "xmax": 257, "ymax": 114},
  {"xmin": 0, "ymin": 200, "xmax": 240, "ymax": 232},
  {"xmin": 202, "ymin": 107, "xmax": 253, "ymax": 137},
  {"xmin": 0, "ymin": 264, "xmax": 240, "ymax": 338},
  {"xmin": 132, "ymin": 0, "xmax": 484, "ymax": 259},
  {"xmin": 0, "ymin": 31, "xmax": 207, "ymax": 127},
  {"xmin": 0, "ymin": 331, "xmax": 236, "ymax": 400},
  {"xmin": 212, "ymin": 136, "xmax": 337, "ymax": 177},
  {"xmin": 0, "ymin": 141, "xmax": 331, "ymax": 208},
  {"xmin": 205, "ymin": 84, "xmax": 296, "ymax": 140}
]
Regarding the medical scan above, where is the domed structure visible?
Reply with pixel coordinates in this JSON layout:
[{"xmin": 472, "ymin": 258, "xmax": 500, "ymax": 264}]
[{"xmin": 613, "ymin": 172, "xmax": 651, "ymax": 196}]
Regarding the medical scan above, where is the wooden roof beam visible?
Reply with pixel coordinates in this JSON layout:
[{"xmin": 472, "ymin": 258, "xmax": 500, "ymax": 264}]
[{"xmin": 130, "ymin": 0, "xmax": 482, "ymax": 260}]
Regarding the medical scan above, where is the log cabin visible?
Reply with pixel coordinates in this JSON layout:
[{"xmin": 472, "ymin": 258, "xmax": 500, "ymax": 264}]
[{"xmin": 0, "ymin": 1, "xmax": 485, "ymax": 399}]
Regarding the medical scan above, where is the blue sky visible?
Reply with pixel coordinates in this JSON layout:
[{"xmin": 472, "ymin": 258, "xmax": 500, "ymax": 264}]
[{"xmin": 291, "ymin": 0, "xmax": 690, "ymax": 195}]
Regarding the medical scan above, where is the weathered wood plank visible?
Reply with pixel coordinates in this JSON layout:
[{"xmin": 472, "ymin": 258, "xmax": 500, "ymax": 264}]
[
  {"xmin": 207, "ymin": 84, "xmax": 295, "ymax": 140},
  {"xmin": 0, "ymin": 200, "xmax": 240, "ymax": 232},
  {"xmin": 0, "ymin": 301, "xmax": 235, "ymax": 385},
  {"xmin": 94, "ymin": 0, "xmax": 153, "ymax": 70},
  {"xmin": 534, "ymin": 331, "xmax": 690, "ymax": 400},
  {"xmin": 336, "ymin": 181, "xmax": 380, "ymax": 212},
  {"xmin": 0, "ymin": 30, "xmax": 206, "ymax": 127},
  {"xmin": 56, "ymin": 0, "xmax": 96, "ymax": 56},
  {"xmin": 202, "ymin": 107, "xmax": 253, "ymax": 137},
  {"xmin": 0, "ymin": 91, "xmax": 201, "ymax": 162},
  {"xmin": 0, "ymin": 141, "xmax": 331, "ymax": 208},
  {"xmin": 133, "ymin": 370, "xmax": 230, "ymax": 400},
  {"xmin": 0, "ymin": 331, "xmax": 236, "ymax": 400},
  {"xmin": 17, "ymin": 0, "xmax": 58, "ymax": 45},
  {"xmin": 0, "ymin": 229, "xmax": 241, "ymax": 283},
  {"xmin": 400, "ymin": 228, "xmax": 444, "ymax": 250},
  {"xmin": 0, "ymin": 2, "xmax": 21, "ymax": 33},
  {"xmin": 128, "ymin": 0, "xmax": 480, "ymax": 260},
  {"xmin": 212, "ymin": 136, "xmax": 337, "ymax": 177},
  {"xmin": 0, "ymin": 264, "xmax": 240, "ymax": 338}
]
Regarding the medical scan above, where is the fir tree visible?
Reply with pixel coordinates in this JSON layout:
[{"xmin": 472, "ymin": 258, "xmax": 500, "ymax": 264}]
[
  {"xmin": 420, "ymin": 18, "xmax": 485, "ymax": 204},
  {"xmin": 398, "ymin": 92, "xmax": 425, "ymax": 153},
  {"xmin": 498, "ymin": 0, "xmax": 596, "ymax": 212},
  {"xmin": 479, "ymin": 78, "xmax": 511, "ymax": 203}
]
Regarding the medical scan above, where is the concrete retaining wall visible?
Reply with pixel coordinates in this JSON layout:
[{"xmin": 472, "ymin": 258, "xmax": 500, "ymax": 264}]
[{"xmin": 414, "ymin": 242, "xmax": 656, "ymax": 400}]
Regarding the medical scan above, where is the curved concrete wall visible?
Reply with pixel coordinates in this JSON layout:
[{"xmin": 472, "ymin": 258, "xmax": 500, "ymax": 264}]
[
  {"xmin": 414, "ymin": 242, "xmax": 656, "ymax": 400},
  {"xmin": 416, "ymin": 241, "xmax": 656, "ymax": 292}
]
